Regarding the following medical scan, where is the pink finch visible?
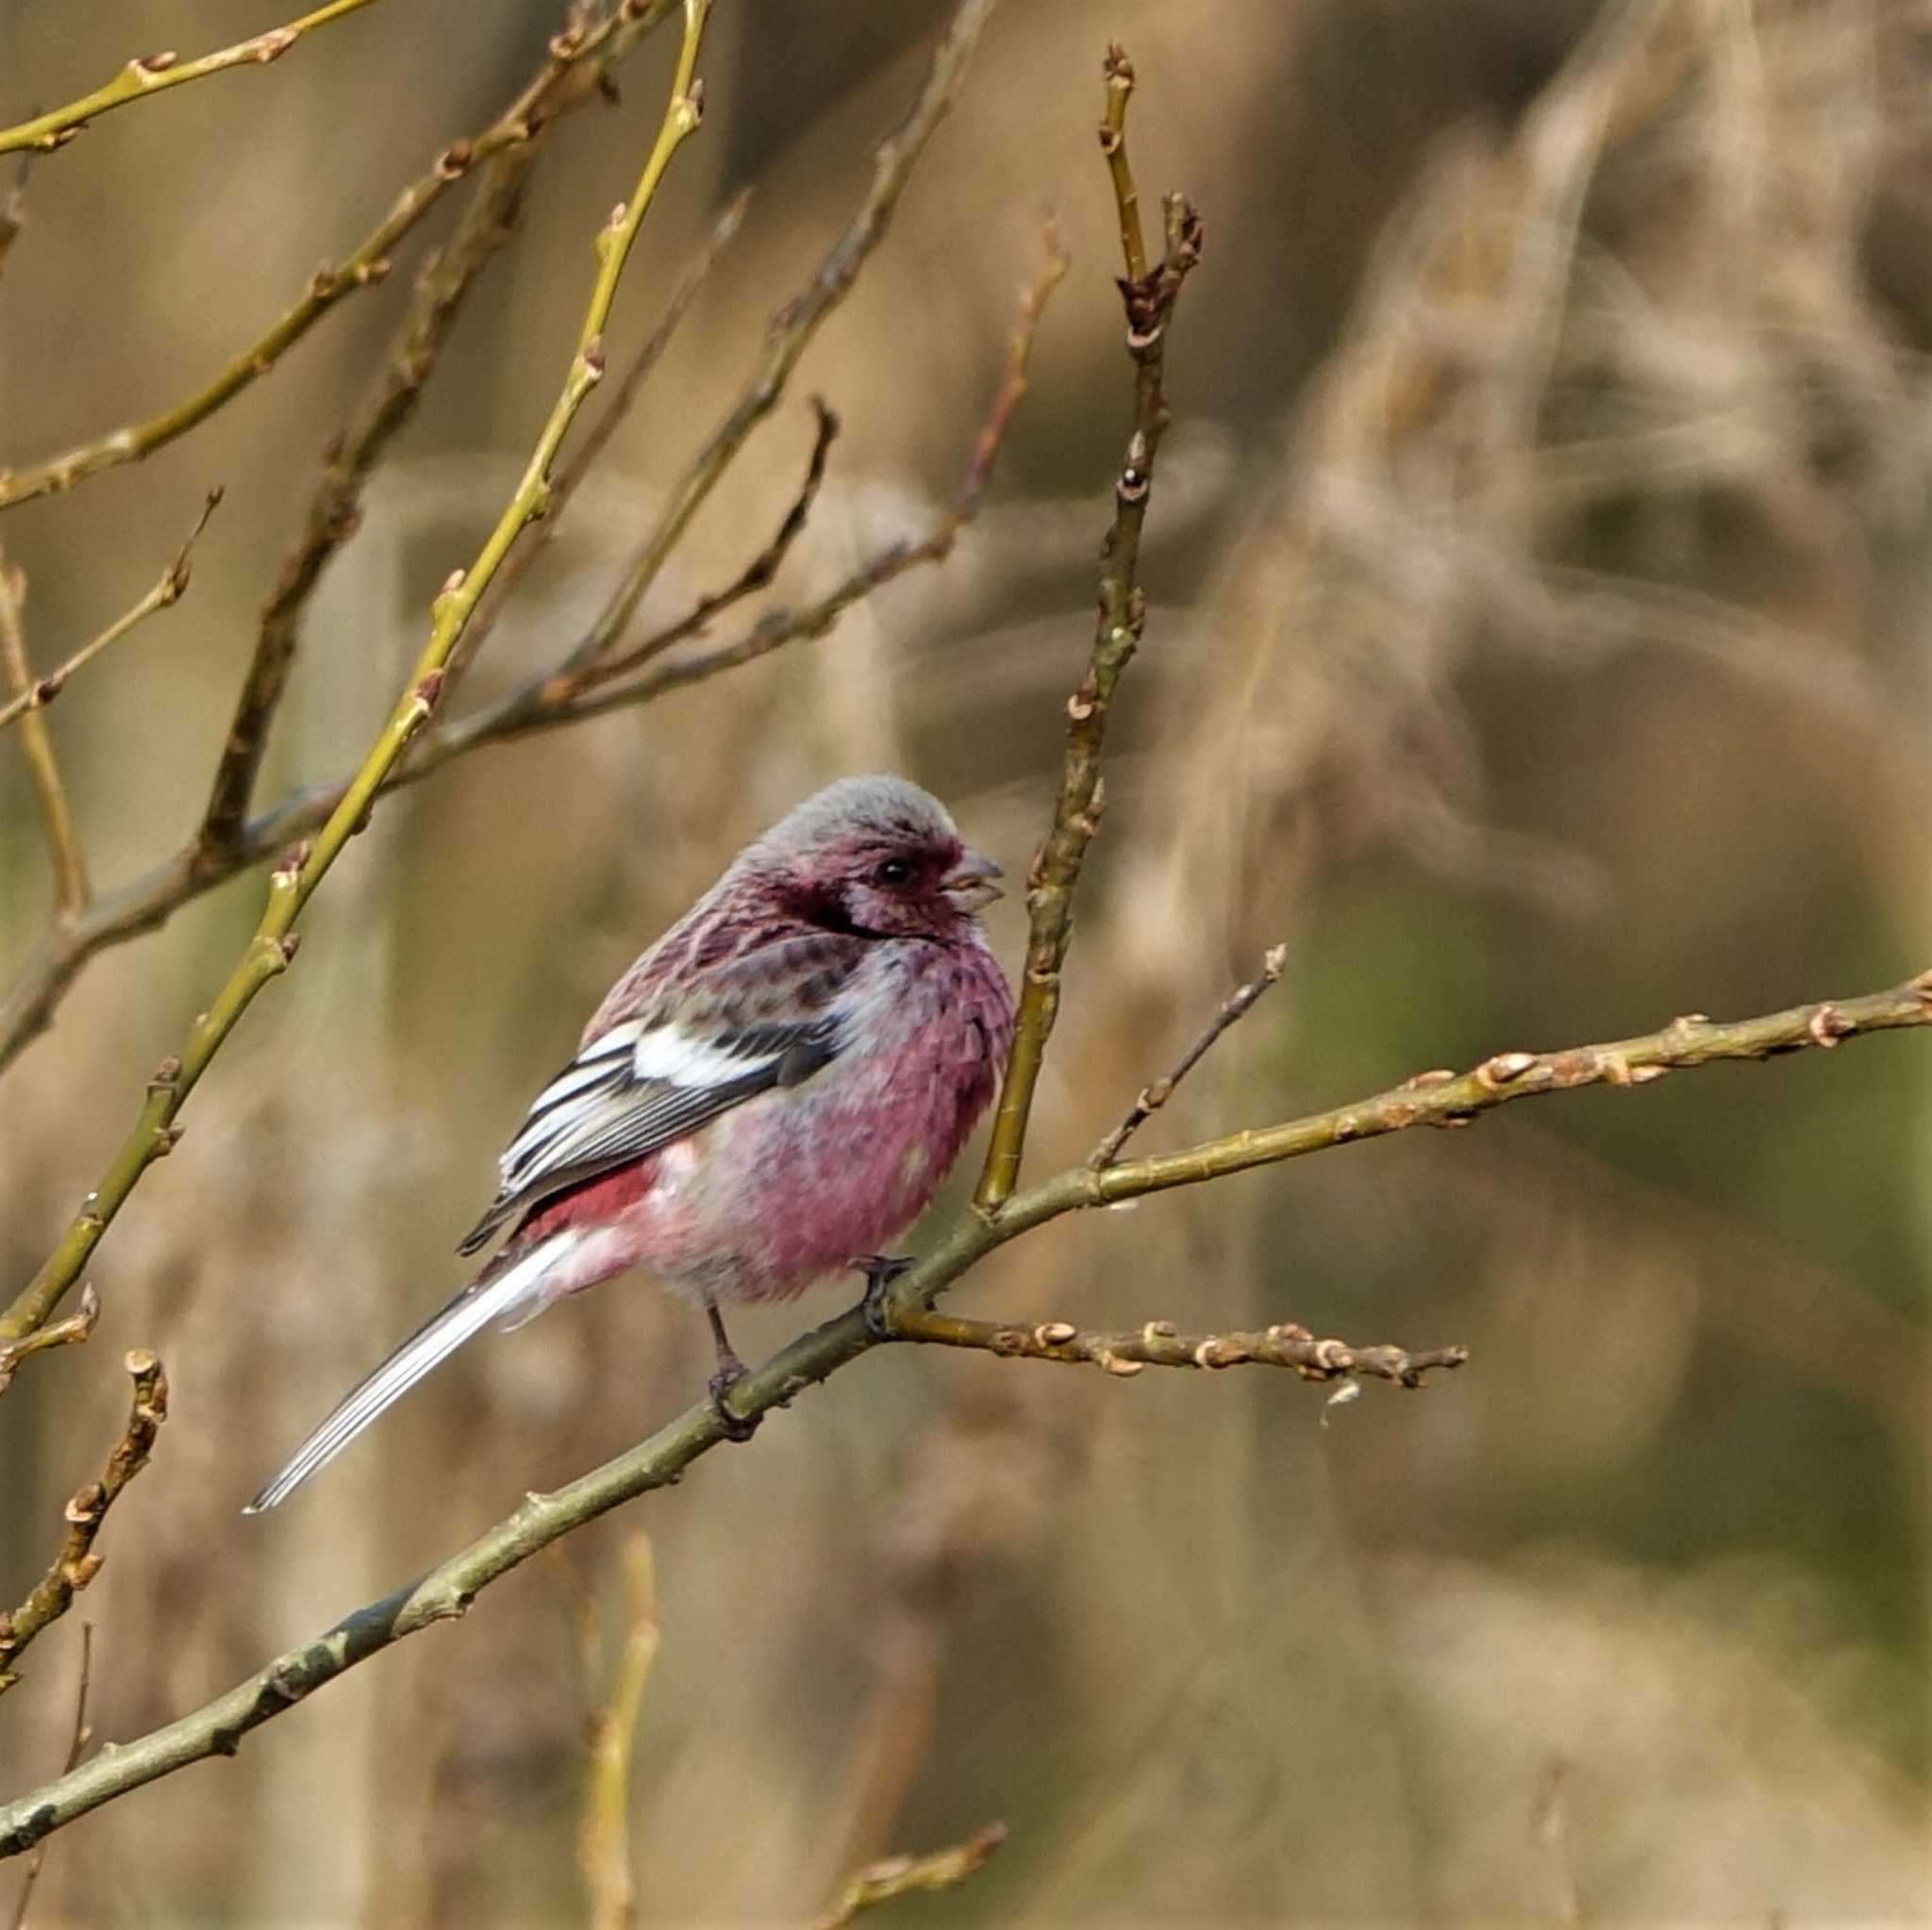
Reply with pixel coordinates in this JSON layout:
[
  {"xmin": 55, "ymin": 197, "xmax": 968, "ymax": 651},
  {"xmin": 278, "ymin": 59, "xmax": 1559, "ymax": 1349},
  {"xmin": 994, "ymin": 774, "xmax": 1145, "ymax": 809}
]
[{"xmin": 246, "ymin": 775, "xmax": 1012, "ymax": 1511}]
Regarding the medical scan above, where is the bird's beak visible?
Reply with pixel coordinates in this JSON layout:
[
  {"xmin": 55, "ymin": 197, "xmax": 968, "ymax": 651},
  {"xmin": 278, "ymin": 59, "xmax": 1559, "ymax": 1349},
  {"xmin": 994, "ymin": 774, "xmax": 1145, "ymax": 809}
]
[{"xmin": 941, "ymin": 849, "xmax": 1004, "ymax": 910}]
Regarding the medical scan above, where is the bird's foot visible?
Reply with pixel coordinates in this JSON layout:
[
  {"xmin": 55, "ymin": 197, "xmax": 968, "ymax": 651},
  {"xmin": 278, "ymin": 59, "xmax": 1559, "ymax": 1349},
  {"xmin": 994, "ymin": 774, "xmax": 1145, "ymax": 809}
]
[
  {"xmin": 707, "ymin": 1357, "xmax": 760, "ymax": 1442},
  {"xmin": 854, "ymin": 1254, "xmax": 917, "ymax": 1341}
]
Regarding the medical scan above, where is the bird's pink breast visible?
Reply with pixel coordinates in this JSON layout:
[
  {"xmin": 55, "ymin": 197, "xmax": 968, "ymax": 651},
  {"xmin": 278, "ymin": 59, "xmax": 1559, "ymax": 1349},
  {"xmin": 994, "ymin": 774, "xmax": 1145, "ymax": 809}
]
[{"xmin": 627, "ymin": 935, "xmax": 1012, "ymax": 1303}]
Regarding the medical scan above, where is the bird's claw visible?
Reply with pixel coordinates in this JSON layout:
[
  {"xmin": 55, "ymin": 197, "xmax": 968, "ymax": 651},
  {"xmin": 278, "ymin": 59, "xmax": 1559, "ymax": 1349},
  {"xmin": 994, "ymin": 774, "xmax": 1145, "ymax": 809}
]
[
  {"xmin": 855, "ymin": 1254, "xmax": 916, "ymax": 1341},
  {"xmin": 707, "ymin": 1360, "xmax": 760, "ymax": 1442}
]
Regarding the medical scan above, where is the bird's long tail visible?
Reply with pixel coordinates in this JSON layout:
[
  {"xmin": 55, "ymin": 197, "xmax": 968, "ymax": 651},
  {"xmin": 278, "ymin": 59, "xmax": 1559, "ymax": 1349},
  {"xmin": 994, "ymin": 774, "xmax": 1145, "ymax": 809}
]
[{"xmin": 243, "ymin": 1233, "xmax": 573, "ymax": 1514}]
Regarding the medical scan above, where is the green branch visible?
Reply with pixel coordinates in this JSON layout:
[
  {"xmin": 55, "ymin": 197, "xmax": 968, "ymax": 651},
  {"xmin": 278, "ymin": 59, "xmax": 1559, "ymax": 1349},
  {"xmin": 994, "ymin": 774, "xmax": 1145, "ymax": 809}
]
[
  {"xmin": 0, "ymin": 0, "xmax": 386, "ymax": 158},
  {"xmin": 2, "ymin": 973, "xmax": 1924, "ymax": 1852},
  {"xmin": 0, "ymin": 0, "xmax": 714, "ymax": 1347}
]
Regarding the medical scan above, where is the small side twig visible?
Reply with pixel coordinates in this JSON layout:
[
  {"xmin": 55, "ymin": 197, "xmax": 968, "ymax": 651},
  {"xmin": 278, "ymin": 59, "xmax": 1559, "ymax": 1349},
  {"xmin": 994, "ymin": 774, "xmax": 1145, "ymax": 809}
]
[
  {"xmin": 0, "ymin": 489, "xmax": 222, "ymax": 736},
  {"xmin": 0, "ymin": 1284, "xmax": 98, "ymax": 1401},
  {"xmin": 889, "ymin": 1306, "xmax": 1467, "ymax": 1388},
  {"xmin": 0, "ymin": 0, "xmax": 385, "ymax": 157},
  {"xmin": 976, "ymin": 48, "xmax": 1203, "ymax": 1211},
  {"xmin": 0, "ymin": 1353, "xmax": 166, "ymax": 1696},
  {"xmin": 1091, "ymin": 943, "xmax": 1288, "ymax": 1167},
  {"xmin": 816, "ymin": 1823, "xmax": 1008, "ymax": 1930},
  {"xmin": 576, "ymin": 1534, "xmax": 660, "ymax": 1930},
  {"xmin": 575, "ymin": 394, "xmax": 841, "ymax": 690},
  {"xmin": 7, "ymin": 1623, "xmax": 93, "ymax": 1930},
  {"xmin": 0, "ymin": 547, "xmax": 87, "ymax": 914},
  {"xmin": 0, "ymin": 150, "xmax": 30, "ymax": 282}
]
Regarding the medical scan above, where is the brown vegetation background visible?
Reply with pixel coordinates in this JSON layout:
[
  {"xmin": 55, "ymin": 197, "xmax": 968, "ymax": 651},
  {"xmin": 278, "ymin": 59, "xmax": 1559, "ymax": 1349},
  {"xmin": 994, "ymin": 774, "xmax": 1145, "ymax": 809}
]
[{"xmin": 3, "ymin": 0, "xmax": 1929, "ymax": 1922}]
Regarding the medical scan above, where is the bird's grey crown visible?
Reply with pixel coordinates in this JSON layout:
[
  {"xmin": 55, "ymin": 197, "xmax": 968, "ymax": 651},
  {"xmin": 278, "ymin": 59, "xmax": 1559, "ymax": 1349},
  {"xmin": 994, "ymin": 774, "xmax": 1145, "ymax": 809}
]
[{"xmin": 754, "ymin": 774, "xmax": 958, "ymax": 859}]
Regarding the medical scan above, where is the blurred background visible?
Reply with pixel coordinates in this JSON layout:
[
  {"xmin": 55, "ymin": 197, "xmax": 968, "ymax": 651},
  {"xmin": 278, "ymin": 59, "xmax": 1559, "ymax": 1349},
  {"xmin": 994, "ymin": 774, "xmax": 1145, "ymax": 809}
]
[{"xmin": 3, "ymin": 0, "xmax": 1929, "ymax": 1921}]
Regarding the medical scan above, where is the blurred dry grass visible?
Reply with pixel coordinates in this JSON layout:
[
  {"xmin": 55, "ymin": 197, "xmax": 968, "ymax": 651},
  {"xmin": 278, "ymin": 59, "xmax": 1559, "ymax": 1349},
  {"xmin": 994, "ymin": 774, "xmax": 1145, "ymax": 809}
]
[{"xmin": 2, "ymin": 0, "xmax": 1929, "ymax": 1922}]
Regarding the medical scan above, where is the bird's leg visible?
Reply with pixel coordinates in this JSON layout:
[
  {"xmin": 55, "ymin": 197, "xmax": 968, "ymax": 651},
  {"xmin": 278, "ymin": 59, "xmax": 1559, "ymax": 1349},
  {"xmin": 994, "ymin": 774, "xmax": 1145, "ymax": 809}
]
[
  {"xmin": 704, "ymin": 1302, "xmax": 759, "ymax": 1442},
  {"xmin": 854, "ymin": 1254, "xmax": 917, "ymax": 1341}
]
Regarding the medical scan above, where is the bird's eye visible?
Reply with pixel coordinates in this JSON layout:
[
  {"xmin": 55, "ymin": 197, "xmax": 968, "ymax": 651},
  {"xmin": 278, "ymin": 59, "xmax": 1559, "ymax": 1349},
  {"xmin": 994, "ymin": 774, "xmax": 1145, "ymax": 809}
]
[{"xmin": 873, "ymin": 857, "xmax": 915, "ymax": 888}]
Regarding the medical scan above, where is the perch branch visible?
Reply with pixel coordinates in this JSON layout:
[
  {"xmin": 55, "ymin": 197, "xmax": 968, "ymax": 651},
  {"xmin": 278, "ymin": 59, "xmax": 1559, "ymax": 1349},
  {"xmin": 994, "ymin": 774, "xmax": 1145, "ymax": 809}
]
[
  {"xmin": 976, "ymin": 59, "xmax": 1202, "ymax": 1210},
  {"xmin": 0, "ymin": 0, "xmax": 386, "ymax": 157},
  {"xmin": 0, "ymin": 551, "xmax": 87, "ymax": 914},
  {"xmin": 197, "ymin": 141, "xmax": 546, "ymax": 855},
  {"xmin": 576, "ymin": 1535, "xmax": 659, "ymax": 1930},
  {"xmin": 0, "ymin": 0, "xmax": 713, "ymax": 1345},
  {"xmin": 1091, "ymin": 943, "xmax": 1287, "ymax": 1167},
  {"xmin": 817, "ymin": 1824, "xmax": 1009, "ymax": 1929},
  {"xmin": 6, "ymin": 976, "xmax": 1924, "ymax": 1852},
  {"xmin": 0, "ymin": 1286, "xmax": 98, "ymax": 1402},
  {"xmin": 0, "ymin": 1, "xmax": 680, "ymax": 510},
  {"xmin": 0, "ymin": 490, "xmax": 222, "ymax": 736},
  {"xmin": 0, "ymin": 1353, "xmax": 166, "ymax": 1696},
  {"xmin": 887, "ymin": 1306, "xmax": 1466, "ymax": 1386}
]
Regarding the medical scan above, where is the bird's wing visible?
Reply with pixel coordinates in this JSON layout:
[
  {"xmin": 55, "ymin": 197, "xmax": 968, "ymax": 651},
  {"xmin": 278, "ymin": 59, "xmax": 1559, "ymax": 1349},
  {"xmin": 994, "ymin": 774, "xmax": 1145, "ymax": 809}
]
[{"xmin": 458, "ymin": 987, "xmax": 848, "ymax": 1257}]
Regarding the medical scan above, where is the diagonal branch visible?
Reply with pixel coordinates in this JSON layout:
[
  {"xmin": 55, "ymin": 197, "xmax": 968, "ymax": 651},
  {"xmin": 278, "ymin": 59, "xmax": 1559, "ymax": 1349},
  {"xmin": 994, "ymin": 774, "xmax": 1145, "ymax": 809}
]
[
  {"xmin": 0, "ymin": 490, "xmax": 222, "ymax": 737},
  {"xmin": 196, "ymin": 142, "xmax": 546, "ymax": 856},
  {"xmin": 0, "ymin": 1352, "xmax": 166, "ymax": 1696},
  {"xmin": 0, "ymin": 550, "xmax": 87, "ymax": 915},
  {"xmin": 977, "ymin": 49, "xmax": 1202, "ymax": 1210},
  {"xmin": 0, "ymin": 1, "xmax": 681, "ymax": 511},
  {"xmin": 1091, "ymin": 943, "xmax": 1288, "ymax": 1168},
  {"xmin": 0, "ymin": 0, "xmax": 386, "ymax": 157},
  {"xmin": 5, "ymin": 975, "xmax": 1924, "ymax": 1853},
  {"xmin": 817, "ymin": 1824, "xmax": 1009, "ymax": 1929},
  {"xmin": 0, "ymin": 0, "xmax": 716, "ymax": 1348}
]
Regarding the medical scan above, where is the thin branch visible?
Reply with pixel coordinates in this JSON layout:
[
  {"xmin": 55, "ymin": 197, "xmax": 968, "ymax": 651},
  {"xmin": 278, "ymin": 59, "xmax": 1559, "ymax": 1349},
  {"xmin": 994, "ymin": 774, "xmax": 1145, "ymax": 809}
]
[
  {"xmin": 576, "ymin": 393, "xmax": 841, "ymax": 690},
  {"xmin": 0, "ymin": 1, "xmax": 681, "ymax": 511},
  {"xmin": 1091, "ymin": 943, "xmax": 1288, "ymax": 1168},
  {"xmin": 543, "ymin": 0, "xmax": 1005, "ymax": 689},
  {"xmin": 196, "ymin": 142, "xmax": 546, "ymax": 856},
  {"xmin": 0, "ymin": 0, "xmax": 386, "ymax": 158},
  {"xmin": 7, "ymin": 1624, "xmax": 92, "ymax": 1930},
  {"xmin": 0, "ymin": 490, "xmax": 222, "ymax": 735},
  {"xmin": 816, "ymin": 1824, "xmax": 1008, "ymax": 1930},
  {"xmin": 0, "ymin": 151, "xmax": 30, "ymax": 283},
  {"xmin": 0, "ymin": 1353, "xmax": 166, "ymax": 1696},
  {"xmin": 976, "ymin": 56, "xmax": 1203, "ymax": 1211},
  {"xmin": 889, "ymin": 1306, "xmax": 1466, "ymax": 1387},
  {"xmin": 0, "ymin": 0, "xmax": 715, "ymax": 1347},
  {"xmin": 444, "ymin": 186, "xmax": 753, "ymax": 694},
  {"xmin": 0, "ymin": 551, "xmax": 87, "ymax": 914},
  {"xmin": 3, "ymin": 974, "xmax": 1924, "ymax": 1854},
  {"xmin": 577, "ymin": 1535, "xmax": 659, "ymax": 1930},
  {"xmin": 0, "ymin": 1285, "xmax": 98, "ymax": 1401}
]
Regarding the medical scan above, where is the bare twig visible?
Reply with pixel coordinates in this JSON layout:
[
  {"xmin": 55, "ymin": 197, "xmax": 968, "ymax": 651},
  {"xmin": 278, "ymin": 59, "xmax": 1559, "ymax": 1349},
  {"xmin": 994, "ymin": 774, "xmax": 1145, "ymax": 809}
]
[
  {"xmin": 977, "ymin": 54, "xmax": 1203, "ymax": 1210},
  {"xmin": 0, "ymin": 1285, "xmax": 98, "ymax": 1401},
  {"xmin": 889, "ymin": 1306, "xmax": 1467, "ymax": 1387},
  {"xmin": 816, "ymin": 1823, "xmax": 1008, "ymax": 1929},
  {"xmin": 0, "ymin": 550, "xmax": 86, "ymax": 914},
  {"xmin": 544, "ymin": 0, "xmax": 1005, "ymax": 689},
  {"xmin": 576, "ymin": 394, "xmax": 841, "ymax": 690},
  {"xmin": 3, "ymin": 974, "xmax": 1925, "ymax": 1853},
  {"xmin": 0, "ymin": 0, "xmax": 714, "ymax": 1347},
  {"xmin": 577, "ymin": 1535, "xmax": 659, "ymax": 1930},
  {"xmin": 0, "ymin": 151, "xmax": 29, "ymax": 282},
  {"xmin": 0, "ymin": 2, "xmax": 681, "ymax": 510},
  {"xmin": 446, "ymin": 187, "xmax": 753, "ymax": 693},
  {"xmin": 197, "ymin": 142, "xmax": 546, "ymax": 856},
  {"xmin": 1091, "ymin": 943, "xmax": 1288, "ymax": 1167},
  {"xmin": 0, "ymin": 490, "xmax": 222, "ymax": 736},
  {"xmin": 7, "ymin": 1624, "xmax": 92, "ymax": 1930},
  {"xmin": 0, "ymin": 1354, "xmax": 166, "ymax": 1696},
  {"xmin": 0, "ymin": 0, "xmax": 386, "ymax": 157}
]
